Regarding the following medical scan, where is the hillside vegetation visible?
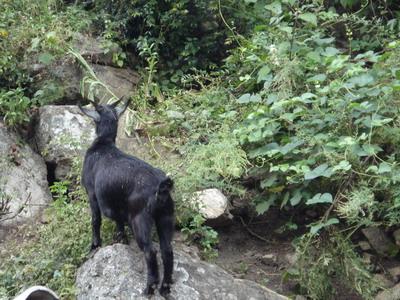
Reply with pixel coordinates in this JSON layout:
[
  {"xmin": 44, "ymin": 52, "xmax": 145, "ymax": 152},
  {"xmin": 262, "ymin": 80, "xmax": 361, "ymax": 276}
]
[{"xmin": 1, "ymin": 0, "xmax": 400, "ymax": 299}]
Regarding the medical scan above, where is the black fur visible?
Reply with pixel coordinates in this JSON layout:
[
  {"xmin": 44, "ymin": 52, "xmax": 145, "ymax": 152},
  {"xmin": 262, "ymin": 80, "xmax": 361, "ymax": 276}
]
[{"xmin": 79, "ymin": 99, "xmax": 175, "ymax": 296}]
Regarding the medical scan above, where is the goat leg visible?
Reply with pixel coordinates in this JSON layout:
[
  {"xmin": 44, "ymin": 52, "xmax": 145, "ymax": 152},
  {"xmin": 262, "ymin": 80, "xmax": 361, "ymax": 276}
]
[
  {"xmin": 156, "ymin": 214, "xmax": 174, "ymax": 296},
  {"xmin": 132, "ymin": 213, "xmax": 159, "ymax": 295},
  {"xmin": 89, "ymin": 194, "xmax": 102, "ymax": 251},
  {"xmin": 113, "ymin": 220, "xmax": 128, "ymax": 244}
]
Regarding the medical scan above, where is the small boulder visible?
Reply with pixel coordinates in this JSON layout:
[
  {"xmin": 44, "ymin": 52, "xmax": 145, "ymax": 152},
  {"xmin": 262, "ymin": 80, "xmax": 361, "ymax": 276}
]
[
  {"xmin": 0, "ymin": 123, "xmax": 51, "ymax": 227},
  {"xmin": 393, "ymin": 229, "xmax": 400, "ymax": 247},
  {"xmin": 33, "ymin": 105, "xmax": 95, "ymax": 179},
  {"xmin": 193, "ymin": 188, "xmax": 232, "ymax": 227},
  {"xmin": 86, "ymin": 63, "xmax": 139, "ymax": 101},
  {"xmin": 361, "ymin": 227, "xmax": 399, "ymax": 257},
  {"xmin": 358, "ymin": 240, "xmax": 372, "ymax": 251},
  {"xmin": 375, "ymin": 282, "xmax": 400, "ymax": 300},
  {"xmin": 76, "ymin": 243, "xmax": 288, "ymax": 300},
  {"xmin": 388, "ymin": 266, "xmax": 400, "ymax": 283},
  {"xmin": 373, "ymin": 274, "xmax": 395, "ymax": 289},
  {"xmin": 73, "ymin": 33, "xmax": 122, "ymax": 67}
]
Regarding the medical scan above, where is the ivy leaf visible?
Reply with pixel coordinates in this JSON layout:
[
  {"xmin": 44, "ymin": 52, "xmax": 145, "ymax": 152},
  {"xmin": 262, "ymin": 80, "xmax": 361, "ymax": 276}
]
[
  {"xmin": 307, "ymin": 74, "xmax": 326, "ymax": 82},
  {"xmin": 306, "ymin": 193, "xmax": 333, "ymax": 205},
  {"xmin": 265, "ymin": 1, "xmax": 282, "ymax": 15},
  {"xmin": 260, "ymin": 174, "xmax": 278, "ymax": 188},
  {"xmin": 309, "ymin": 218, "xmax": 339, "ymax": 235},
  {"xmin": 304, "ymin": 164, "xmax": 333, "ymax": 180},
  {"xmin": 257, "ymin": 65, "xmax": 271, "ymax": 83},
  {"xmin": 255, "ymin": 195, "xmax": 276, "ymax": 215},
  {"xmin": 298, "ymin": 13, "xmax": 317, "ymax": 26},
  {"xmin": 280, "ymin": 139, "xmax": 304, "ymax": 155},
  {"xmin": 237, "ymin": 93, "xmax": 262, "ymax": 104},
  {"xmin": 290, "ymin": 190, "xmax": 303, "ymax": 206},
  {"xmin": 347, "ymin": 74, "xmax": 374, "ymax": 87},
  {"xmin": 322, "ymin": 47, "xmax": 340, "ymax": 57},
  {"xmin": 378, "ymin": 162, "xmax": 392, "ymax": 174}
]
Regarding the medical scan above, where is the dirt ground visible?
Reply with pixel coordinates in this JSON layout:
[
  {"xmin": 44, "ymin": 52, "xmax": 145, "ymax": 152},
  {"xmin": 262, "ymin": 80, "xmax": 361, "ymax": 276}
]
[{"xmin": 214, "ymin": 208, "xmax": 300, "ymax": 297}]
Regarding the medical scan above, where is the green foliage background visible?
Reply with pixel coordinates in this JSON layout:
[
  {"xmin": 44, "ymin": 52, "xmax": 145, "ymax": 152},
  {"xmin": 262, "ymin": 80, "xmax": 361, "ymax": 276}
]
[{"xmin": 1, "ymin": 0, "xmax": 400, "ymax": 299}]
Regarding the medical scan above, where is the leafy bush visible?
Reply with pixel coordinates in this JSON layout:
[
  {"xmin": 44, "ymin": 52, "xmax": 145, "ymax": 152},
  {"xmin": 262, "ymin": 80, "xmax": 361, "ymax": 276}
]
[
  {"xmin": 0, "ymin": 88, "xmax": 33, "ymax": 126},
  {"xmin": 90, "ymin": 0, "xmax": 248, "ymax": 81},
  {"xmin": 226, "ymin": 1, "xmax": 400, "ymax": 230},
  {"xmin": 291, "ymin": 233, "xmax": 380, "ymax": 299},
  {"xmin": 0, "ymin": 0, "xmax": 93, "ymax": 87}
]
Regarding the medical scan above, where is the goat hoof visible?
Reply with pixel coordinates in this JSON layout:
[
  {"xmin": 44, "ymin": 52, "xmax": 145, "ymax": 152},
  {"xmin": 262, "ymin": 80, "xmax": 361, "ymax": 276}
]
[
  {"xmin": 159, "ymin": 282, "xmax": 171, "ymax": 296},
  {"xmin": 88, "ymin": 244, "xmax": 100, "ymax": 257},
  {"xmin": 113, "ymin": 233, "xmax": 128, "ymax": 245},
  {"xmin": 143, "ymin": 283, "xmax": 157, "ymax": 296}
]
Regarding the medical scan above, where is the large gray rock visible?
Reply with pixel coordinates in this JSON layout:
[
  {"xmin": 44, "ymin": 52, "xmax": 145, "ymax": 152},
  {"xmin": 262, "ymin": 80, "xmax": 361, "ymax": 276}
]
[
  {"xmin": 375, "ymin": 282, "xmax": 400, "ymax": 300},
  {"xmin": 29, "ymin": 34, "xmax": 139, "ymax": 104},
  {"xmin": 76, "ymin": 244, "xmax": 288, "ymax": 300},
  {"xmin": 0, "ymin": 123, "xmax": 51, "ymax": 227},
  {"xmin": 34, "ymin": 105, "xmax": 95, "ymax": 179},
  {"xmin": 86, "ymin": 63, "xmax": 139, "ymax": 101},
  {"xmin": 74, "ymin": 33, "xmax": 122, "ymax": 67},
  {"xmin": 362, "ymin": 227, "xmax": 399, "ymax": 257}
]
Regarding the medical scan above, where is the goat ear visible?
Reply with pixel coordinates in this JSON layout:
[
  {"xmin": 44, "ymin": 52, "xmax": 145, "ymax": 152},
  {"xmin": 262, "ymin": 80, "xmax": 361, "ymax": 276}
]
[
  {"xmin": 78, "ymin": 102, "xmax": 100, "ymax": 122},
  {"xmin": 114, "ymin": 97, "xmax": 130, "ymax": 117}
]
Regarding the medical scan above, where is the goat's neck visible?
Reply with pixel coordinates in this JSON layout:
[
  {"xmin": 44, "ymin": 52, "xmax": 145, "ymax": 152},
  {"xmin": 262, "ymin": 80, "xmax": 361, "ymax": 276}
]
[{"xmin": 93, "ymin": 135, "xmax": 116, "ymax": 146}]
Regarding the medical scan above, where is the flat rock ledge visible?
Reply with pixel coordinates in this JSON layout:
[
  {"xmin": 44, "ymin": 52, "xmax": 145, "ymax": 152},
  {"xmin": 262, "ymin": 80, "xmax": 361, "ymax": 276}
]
[{"xmin": 76, "ymin": 244, "xmax": 288, "ymax": 300}]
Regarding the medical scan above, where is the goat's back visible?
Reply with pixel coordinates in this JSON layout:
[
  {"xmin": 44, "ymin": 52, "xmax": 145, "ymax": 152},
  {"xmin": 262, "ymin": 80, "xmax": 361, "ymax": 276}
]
[{"xmin": 82, "ymin": 144, "xmax": 172, "ymax": 219}]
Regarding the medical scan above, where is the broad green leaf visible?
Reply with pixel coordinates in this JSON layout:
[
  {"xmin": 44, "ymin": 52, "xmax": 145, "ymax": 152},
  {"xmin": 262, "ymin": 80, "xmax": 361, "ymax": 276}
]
[
  {"xmin": 378, "ymin": 162, "xmax": 392, "ymax": 174},
  {"xmin": 304, "ymin": 164, "xmax": 333, "ymax": 180},
  {"xmin": 237, "ymin": 93, "xmax": 262, "ymax": 104},
  {"xmin": 265, "ymin": 1, "xmax": 282, "ymax": 15},
  {"xmin": 290, "ymin": 190, "xmax": 302, "ymax": 206},
  {"xmin": 257, "ymin": 65, "xmax": 271, "ymax": 83},
  {"xmin": 347, "ymin": 74, "xmax": 374, "ymax": 87},
  {"xmin": 322, "ymin": 47, "xmax": 340, "ymax": 57},
  {"xmin": 261, "ymin": 174, "xmax": 278, "ymax": 188},
  {"xmin": 332, "ymin": 160, "xmax": 352, "ymax": 172},
  {"xmin": 307, "ymin": 74, "xmax": 326, "ymax": 82},
  {"xmin": 255, "ymin": 195, "xmax": 276, "ymax": 215},
  {"xmin": 282, "ymin": 0, "xmax": 295, "ymax": 4},
  {"xmin": 362, "ymin": 144, "xmax": 383, "ymax": 156},
  {"xmin": 280, "ymin": 192, "xmax": 290, "ymax": 209},
  {"xmin": 248, "ymin": 143, "xmax": 279, "ymax": 158},
  {"xmin": 298, "ymin": 13, "xmax": 317, "ymax": 26},
  {"xmin": 310, "ymin": 218, "xmax": 339, "ymax": 235},
  {"xmin": 306, "ymin": 193, "xmax": 333, "ymax": 205},
  {"xmin": 280, "ymin": 139, "xmax": 304, "ymax": 155},
  {"xmin": 366, "ymin": 165, "xmax": 378, "ymax": 174}
]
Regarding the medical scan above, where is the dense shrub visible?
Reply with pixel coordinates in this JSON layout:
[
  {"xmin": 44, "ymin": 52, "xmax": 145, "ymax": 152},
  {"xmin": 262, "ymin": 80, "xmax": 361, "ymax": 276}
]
[{"xmin": 89, "ymin": 0, "xmax": 256, "ymax": 82}]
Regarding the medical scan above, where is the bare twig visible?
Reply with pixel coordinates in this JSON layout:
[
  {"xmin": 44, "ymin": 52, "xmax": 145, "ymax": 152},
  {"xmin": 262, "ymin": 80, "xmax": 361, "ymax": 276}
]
[{"xmin": 238, "ymin": 215, "xmax": 271, "ymax": 243}]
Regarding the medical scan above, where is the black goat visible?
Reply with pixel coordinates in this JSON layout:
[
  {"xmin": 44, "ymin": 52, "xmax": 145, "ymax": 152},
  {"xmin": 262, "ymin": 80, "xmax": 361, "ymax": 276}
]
[{"xmin": 79, "ymin": 98, "xmax": 175, "ymax": 296}]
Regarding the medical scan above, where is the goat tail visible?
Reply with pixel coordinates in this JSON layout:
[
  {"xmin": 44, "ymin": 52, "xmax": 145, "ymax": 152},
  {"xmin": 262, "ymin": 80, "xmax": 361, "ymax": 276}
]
[
  {"xmin": 147, "ymin": 177, "xmax": 174, "ymax": 213},
  {"xmin": 159, "ymin": 177, "xmax": 174, "ymax": 194}
]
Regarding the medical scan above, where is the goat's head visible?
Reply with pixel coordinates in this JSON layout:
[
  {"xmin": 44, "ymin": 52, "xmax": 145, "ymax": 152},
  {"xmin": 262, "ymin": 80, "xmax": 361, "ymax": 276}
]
[{"xmin": 78, "ymin": 97, "xmax": 130, "ymax": 140}]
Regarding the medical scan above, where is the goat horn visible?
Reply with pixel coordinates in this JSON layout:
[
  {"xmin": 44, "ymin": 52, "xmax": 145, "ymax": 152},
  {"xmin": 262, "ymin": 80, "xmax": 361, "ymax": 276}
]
[
  {"xmin": 78, "ymin": 101, "xmax": 100, "ymax": 122},
  {"xmin": 114, "ymin": 97, "xmax": 131, "ymax": 117}
]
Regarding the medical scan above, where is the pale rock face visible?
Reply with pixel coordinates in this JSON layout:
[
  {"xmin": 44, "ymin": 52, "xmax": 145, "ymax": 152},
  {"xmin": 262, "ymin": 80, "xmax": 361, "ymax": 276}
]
[
  {"xmin": 76, "ymin": 243, "xmax": 288, "ymax": 300},
  {"xmin": 34, "ymin": 105, "xmax": 95, "ymax": 179},
  {"xmin": 0, "ymin": 123, "xmax": 51, "ymax": 228}
]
